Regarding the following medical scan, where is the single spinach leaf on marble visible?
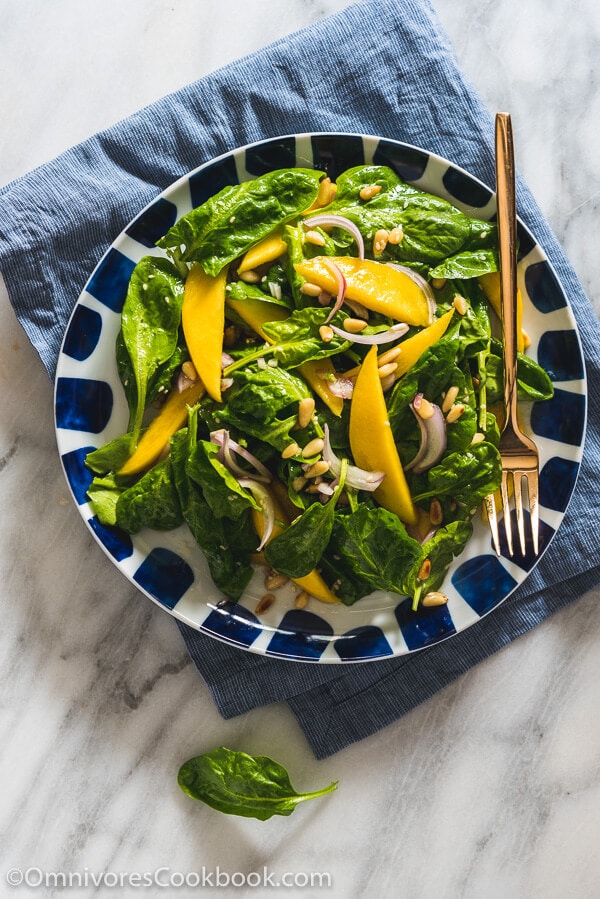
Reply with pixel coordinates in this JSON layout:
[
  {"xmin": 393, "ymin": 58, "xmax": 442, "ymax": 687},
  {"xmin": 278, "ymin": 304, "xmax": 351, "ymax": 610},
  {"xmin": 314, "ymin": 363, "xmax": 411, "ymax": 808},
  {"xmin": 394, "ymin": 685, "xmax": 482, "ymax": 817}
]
[
  {"xmin": 157, "ymin": 168, "xmax": 324, "ymax": 276},
  {"xmin": 178, "ymin": 747, "xmax": 337, "ymax": 820},
  {"xmin": 413, "ymin": 441, "xmax": 502, "ymax": 507},
  {"xmin": 324, "ymin": 504, "xmax": 424, "ymax": 605},
  {"xmin": 170, "ymin": 423, "xmax": 256, "ymax": 601},
  {"xmin": 114, "ymin": 456, "xmax": 183, "ymax": 533},
  {"xmin": 120, "ymin": 256, "xmax": 185, "ymax": 440},
  {"xmin": 186, "ymin": 439, "xmax": 261, "ymax": 520}
]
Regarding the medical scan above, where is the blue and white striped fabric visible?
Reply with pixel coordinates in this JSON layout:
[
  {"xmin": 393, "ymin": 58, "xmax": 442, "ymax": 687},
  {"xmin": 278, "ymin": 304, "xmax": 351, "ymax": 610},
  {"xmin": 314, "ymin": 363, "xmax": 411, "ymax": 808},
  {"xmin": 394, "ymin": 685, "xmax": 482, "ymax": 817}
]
[{"xmin": 1, "ymin": 0, "xmax": 599, "ymax": 758}]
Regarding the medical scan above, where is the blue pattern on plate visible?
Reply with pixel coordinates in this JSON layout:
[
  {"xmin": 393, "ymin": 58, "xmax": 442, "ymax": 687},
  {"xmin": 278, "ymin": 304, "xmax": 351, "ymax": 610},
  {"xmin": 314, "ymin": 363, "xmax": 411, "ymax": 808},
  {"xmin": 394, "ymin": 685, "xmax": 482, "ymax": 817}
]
[
  {"xmin": 202, "ymin": 600, "xmax": 262, "ymax": 648},
  {"xmin": 373, "ymin": 143, "xmax": 429, "ymax": 181},
  {"xmin": 334, "ymin": 626, "xmax": 393, "ymax": 660},
  {"xmin": 452, "ymin": 555, "xmax": 518, "ymax": 616},
  {"xmin": 266, "ymin": 610, "xmax": 333, "ymax": 660},
  {"xmin": 62, "ymin": 305, "xmax": 103, "ymax": 361},
  {"xmin": 55, "ymin": 377, "xmax": 113, "ymax": 433},
  {"xmin": 531, "ymin": 388, "xmax": 586, "ymax": 446},
  {"xmin": 525, "ymin": 261, "xmax": 567, "ymax": 313},
  {"xmin": 442, "ymin": 167, "xmax": 492, "ymax": 208},
  {"xmin": 310, "ymin": 134, "xmax": 365, "ymax": 180},
  {"xmin": 540, "ymin": 456, "xmax": 580, "ymax": 513},
  {"xmin": 395, "ymin": 597, "xmax": 456, "ymax": 650},
  {"xmin": 189, "ymin": 155, "xmax": 239, "ymax": 209},
  {"xmin": 133, "ymin": 547, "xmax": 194, "ymax": 610},
  {"xmin": 54, "ymin": 133, "xmax": 587, "ymax": 663},
  {"xmin": 245, "ymin": 136, "xmax": 297, "ymax": 175},
  {"xmin": 61, "ymin": 447, "xmax": 96, "ymax": 504},
  {"xmin": 126, "ymin": 197, "xmax": 178, "ymax": 248},
  {"xmin": 86, "ymin": 248, "xmax": 136, "ymax": 313},
  {"xmin": 537, "ymin": 330, "xmax": 585, "ymax": 381},
  {"xmin": 88, "ymin": 516, "xmax": 134, "ymax": 562}
]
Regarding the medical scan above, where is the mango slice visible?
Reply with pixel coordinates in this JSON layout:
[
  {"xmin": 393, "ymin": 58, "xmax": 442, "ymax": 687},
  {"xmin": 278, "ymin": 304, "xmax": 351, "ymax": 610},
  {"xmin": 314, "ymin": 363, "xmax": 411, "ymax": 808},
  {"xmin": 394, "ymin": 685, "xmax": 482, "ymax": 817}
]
[
  {"xmin": 251, "ymin": 490, "xmax": 339, "ymax": 604},
  {"xmin": 182, "ymin": 263, "xmax": 227, "ymax": 402},
  {"xmin": 226, "ymin": 293, "xmax": 343, "ymax": 416},
  {"xmin": 393, "ymin": 307, "xmax": 455, "ymax": 379},
  {"xmin": 478, "ymin": 271, "xmax": 525, "ymax": 353},
  {"xmin": 118, "ymin": 378, "xmax": 206, "ymax": 477},
  {"xmin": 237, "ymin": 230, "xmax": 287, "ymax": 273},
  {"xmin": 294, "ymin": 256, "xmax": 432, "ymax": 326},
  {"xmin": 349, "ymin": 345, "xmax": 418, "ymax": 525}
]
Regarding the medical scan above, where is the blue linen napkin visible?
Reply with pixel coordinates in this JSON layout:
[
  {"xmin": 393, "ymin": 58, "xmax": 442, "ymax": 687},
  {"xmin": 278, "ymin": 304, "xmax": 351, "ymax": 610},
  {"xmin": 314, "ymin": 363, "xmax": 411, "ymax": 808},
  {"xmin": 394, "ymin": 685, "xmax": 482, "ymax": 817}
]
[{"xmin": 1, "ymin": 0, "xmax": 599, "ymax": 759}]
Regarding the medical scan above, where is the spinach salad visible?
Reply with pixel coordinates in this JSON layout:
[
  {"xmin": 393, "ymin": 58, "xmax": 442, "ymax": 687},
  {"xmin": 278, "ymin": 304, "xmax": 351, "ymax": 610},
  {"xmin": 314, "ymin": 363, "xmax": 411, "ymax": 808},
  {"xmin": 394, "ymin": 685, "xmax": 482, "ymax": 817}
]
[{"xmin": 86, "ymin": 163, "xmax": 553, "ymax": 613}]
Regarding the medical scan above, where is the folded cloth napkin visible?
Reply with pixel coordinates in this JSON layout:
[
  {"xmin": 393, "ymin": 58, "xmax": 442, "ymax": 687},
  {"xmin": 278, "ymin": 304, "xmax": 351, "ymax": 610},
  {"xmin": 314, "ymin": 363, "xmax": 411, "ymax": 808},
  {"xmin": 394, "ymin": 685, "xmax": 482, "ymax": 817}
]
[{"xmin": 1, "ymin": 0, "xmax": 599, "ymax": 759}]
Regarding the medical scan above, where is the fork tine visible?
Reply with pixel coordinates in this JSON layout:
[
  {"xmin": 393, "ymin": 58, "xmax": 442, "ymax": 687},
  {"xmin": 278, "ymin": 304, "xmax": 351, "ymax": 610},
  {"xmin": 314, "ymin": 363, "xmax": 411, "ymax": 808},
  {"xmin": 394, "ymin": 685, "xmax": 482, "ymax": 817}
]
[
  {"xmin": 500, "ymin": 472, "xmax": 514, "ymax": 556},
  {"xmin": 513, "ymin": 473, "xmax": 527, "ymax": 556},
  {"xmin": 484, "ymin": 493, "xmax": 501, "ymax": 555},
  {"xmin": 527, "ymin": 471, "xmax": 540, "ymax": 556}
]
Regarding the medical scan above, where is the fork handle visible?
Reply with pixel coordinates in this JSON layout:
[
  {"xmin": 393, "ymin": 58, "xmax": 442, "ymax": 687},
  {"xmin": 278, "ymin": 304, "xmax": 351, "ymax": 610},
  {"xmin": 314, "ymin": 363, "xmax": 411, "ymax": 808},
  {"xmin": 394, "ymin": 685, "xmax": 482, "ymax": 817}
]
[{"xmin": 495, "ymin": 113, "xmax": 519, "ymax": 431}]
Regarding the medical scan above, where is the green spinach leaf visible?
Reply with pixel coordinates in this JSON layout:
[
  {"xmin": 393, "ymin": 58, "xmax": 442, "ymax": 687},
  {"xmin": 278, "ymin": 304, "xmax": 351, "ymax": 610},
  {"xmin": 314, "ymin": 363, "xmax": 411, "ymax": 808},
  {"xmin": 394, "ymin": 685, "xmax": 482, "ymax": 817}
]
[
  {"xmin": 115, "ymin": 457, "xmax": 183, "ymax": 533},
  {"xmin": 178, "ymin": 747, "xmax": 337, "ymax": 820}
]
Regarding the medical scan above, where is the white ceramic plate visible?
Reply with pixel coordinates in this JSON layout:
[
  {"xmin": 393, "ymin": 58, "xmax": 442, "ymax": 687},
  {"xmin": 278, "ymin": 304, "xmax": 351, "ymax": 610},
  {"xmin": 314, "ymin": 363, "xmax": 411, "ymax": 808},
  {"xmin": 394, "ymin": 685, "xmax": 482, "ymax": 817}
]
[{"xmin": 54, "ymin": 133, "xmax": 587, "ymax": 662}]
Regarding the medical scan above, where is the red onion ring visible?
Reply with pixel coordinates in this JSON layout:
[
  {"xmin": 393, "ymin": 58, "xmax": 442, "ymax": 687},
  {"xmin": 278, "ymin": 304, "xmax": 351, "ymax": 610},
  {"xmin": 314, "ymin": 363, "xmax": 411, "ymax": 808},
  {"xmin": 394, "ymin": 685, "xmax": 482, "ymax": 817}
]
[
  {"xmin": 321, "ymin": 258, "xmax": 347, "ymax": 323},
  {"xmin": 385, "ymin": 263, "xmax": 437, "ymax": 324},
  {"xmin": 237, "ymin": 477, "xmax": 275, "ymax": 551},
  {"xmin": 329, "ymin": 322, "xmax": 409, "ymax": 345},
  {"xmin": 405, "ymin": 395, "xmax": 447, "ymax": 474},
  {"xmin": 210, "ymin": 429, "xmax": 272, "ymax": 483},
  {"xmin": 302, "ymin": 214, "xmax": 365, "ymax": 259},
  {"xmin": 323, "ymin": 424, "xmax": 385, "ymax": 491}
]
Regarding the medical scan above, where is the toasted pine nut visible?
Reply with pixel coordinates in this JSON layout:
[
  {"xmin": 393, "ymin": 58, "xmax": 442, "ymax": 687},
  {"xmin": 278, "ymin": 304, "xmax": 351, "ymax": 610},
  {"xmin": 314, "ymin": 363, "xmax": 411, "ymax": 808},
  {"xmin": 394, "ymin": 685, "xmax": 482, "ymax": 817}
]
[
  {"xmin": 378, "ymin": 361, "xmax": 398, "ymax": 379},
  {"xmin": 291, "ymin": 476, "xmax": 308, "ymax": 491},
  {"xmin": 264, "ymin": 571, "xmax": 289, "ymax": 590},
  {"xmin": 302, "ymin": 437, "xmax": 325, "ymax": 458},
  {"xmin": 522, "ymin": 329, "xmax": 531, "ymax": 349},
  {"xmin": 431, "ymin": 277, "xmax": 447, "ymax": 289},
  {"xmin": 378, "ymin": 345, "xmax": 403, "ymax": 366},
  {"xmin": 239, "ymin": 269, "xmax": 260, "ymax": 284},
  {"xmin": 442, "ymin": 385, "xmax": 459, "ymax": 413},
  {"xmin": 446, "ymin": 403, "xmax": 465, "ymax": 423},
  {"xmin": 418, "ymin": 558, "xmax": 432, "ymax": 580},
  {"xmin": 301, "ymin": 282, "xmax": 323, "ymax": 297},
  {"xmin": 181, "ymin": 360, "xmax": 198, "ymax": 381},
  {"xmin": 314, "ymin": 176, "xmax": 336, "ymax": 208},
  {"xmin": 304, "ymin": 460, "xmax": 330, "ymax": 479},
  {"xmin": 470, "ymin": 432, "xmax": 485, "ymax": 445},
  {"xmin": 305, "ymin": 229, "xmax": 326, "ymax": 246},
  {"xmin": 281, "ymin": 441, "xmax": 301, "ymax": 459},
  {"xmin": 342, "ymin": 317, "xmax": 369, "ymax": 333},
  {"xmin": 387, "ymin": 225, "xmax": 404, "ymax": 244},
  {"xmin": 359, "ymin": 183, "xmax": 382, "ymax": 201},
  {"xmin": 255, "ymin": 593, "xmax": 276, "ymax": 614},
  {"xmin": 373, "ymin": 229, "xmax": 389, "ymax": 255},
  {"xmin": 295, "ymin": 591, "xmax": 310, "ymax": 609},
  {"xmin": 430, "ymin": 498, "xmax": 443, "ymax": 526},
  {"xmin": 415, "ymin": 397, "xmax": 435, "ymax": 420},
  {"xmin": 422, "ymin": 591, "xmax": 448, "ymax": 607},
  {"xmin": 319, "ymin": 324, "xmax": 334, "ymax": 342},
  {"xmin": 297, "ymin": 397, "xmax": 315, "ymax": 429},
  {"xmin": 380, "ymin": 374, "xmax": 396, "ymax": 392},
  {"xmin": 453, "ymin": 295, "xmax": 468, "ymax": 315}
]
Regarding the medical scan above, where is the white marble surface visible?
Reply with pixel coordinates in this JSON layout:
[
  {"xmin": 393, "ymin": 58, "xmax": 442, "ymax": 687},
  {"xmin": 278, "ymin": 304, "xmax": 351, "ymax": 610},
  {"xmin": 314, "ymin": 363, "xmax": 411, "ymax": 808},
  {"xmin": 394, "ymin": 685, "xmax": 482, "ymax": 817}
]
[{"xmin": 1, "ymin": 2, "xmax": 599, "ymax": 898}]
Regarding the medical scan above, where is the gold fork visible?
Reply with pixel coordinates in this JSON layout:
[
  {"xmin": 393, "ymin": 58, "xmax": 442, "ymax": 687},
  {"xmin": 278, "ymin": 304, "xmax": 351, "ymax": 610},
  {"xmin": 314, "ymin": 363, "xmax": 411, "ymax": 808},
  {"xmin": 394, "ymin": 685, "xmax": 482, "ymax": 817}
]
[{"xmin": 484, "ymin": 113, "xmax": 540, "ymax": 557}]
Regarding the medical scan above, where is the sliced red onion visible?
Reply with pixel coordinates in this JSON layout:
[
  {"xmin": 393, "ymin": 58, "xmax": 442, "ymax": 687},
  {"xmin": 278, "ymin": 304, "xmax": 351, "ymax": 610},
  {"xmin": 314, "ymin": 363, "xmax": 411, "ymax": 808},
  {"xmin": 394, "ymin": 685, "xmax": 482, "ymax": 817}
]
[
  {"xmin": 386, "ymin": 263, "xmax": 437, "ymax": 324},
  {"xmin": 177, "ymin": 370, "xmax": 196, "ymax": 393},
  {"xmin": 320, "ymin": 258, "xmax": 347, "ymax": 323},
  {"xmin": 327, "ymin": 376, "xmax": 355, "ymax": 399},
  {"xmin": 237, "ymin": 477, "xmax": 275, "ymax": 551},
  {"xmin": 302, "ymin": 214, "xmax": 365, "ymax": 259},
  {"xmin": 405, "ymin": 395, "xmax": 447, "ymax": 474},
  {"xmin": 221, "ymin": 351, "xmax": 234, "ymax": 369},
  {"xmin": 329, "ymin": 321, "xmax": 409, "ymax": 345},
  {"xmin": 323, "ymin": 424, "xmax": 385, "ymax": 491},
  {"xmin": 210, "ymin": 429, "xmax": 272, "ymax": 483}
]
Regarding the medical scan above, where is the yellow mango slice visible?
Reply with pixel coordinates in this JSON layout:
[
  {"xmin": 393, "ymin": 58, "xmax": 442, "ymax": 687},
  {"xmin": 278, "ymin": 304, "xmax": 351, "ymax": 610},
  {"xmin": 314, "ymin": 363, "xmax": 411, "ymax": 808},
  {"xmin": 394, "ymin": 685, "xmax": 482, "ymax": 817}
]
[
  {"xmin": 251, "ymin": 491, "xmax": 339, "ymax": 604},
  {"xmin": 182, "ymin": 263, "xmax": 227, "ymax": 402},
  {"xmin": 478, "ymin": 271, "xmax": 525, "ymax": 353},
  {"xmin": 294, "ymin": 256, "xmax": 432, "ymax": 326},
  {"xmin": 349, "ymin": 345, "xmax": 417, "ymax": 525},
  {"xmin": 237, "ymin": 230, "xmax": 287, "ymax": 273},
  {"xmin": 118, "ymin": 378, "xmax": 206, "ymax": 477},
  {"xmin": 393, "ymin": 307, "xmax": 455, "ymax": 379},
  {"xmin": 225, "ymin": 293, "xmax": 343, "ymax": 416}
]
